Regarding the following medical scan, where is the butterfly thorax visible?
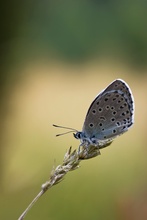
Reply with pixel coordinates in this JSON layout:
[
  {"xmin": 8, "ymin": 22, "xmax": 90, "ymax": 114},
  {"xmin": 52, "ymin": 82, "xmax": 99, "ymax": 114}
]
[{"xmin": 74, "ymin": 132, "xmax": 113, "ymax": 149}]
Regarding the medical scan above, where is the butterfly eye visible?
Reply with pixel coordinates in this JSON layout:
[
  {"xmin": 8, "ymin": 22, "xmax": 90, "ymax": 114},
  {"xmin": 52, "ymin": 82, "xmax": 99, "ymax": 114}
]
[{"xmin": 73, "ymin": 132, "xmax": 81, "ymax": 139}]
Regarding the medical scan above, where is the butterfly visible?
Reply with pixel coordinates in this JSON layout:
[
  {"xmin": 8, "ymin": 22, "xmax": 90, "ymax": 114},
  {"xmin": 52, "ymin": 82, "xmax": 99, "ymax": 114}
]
[{"xmin": 54, "ymin": 79, "xmax": 134, "ymax": 150}]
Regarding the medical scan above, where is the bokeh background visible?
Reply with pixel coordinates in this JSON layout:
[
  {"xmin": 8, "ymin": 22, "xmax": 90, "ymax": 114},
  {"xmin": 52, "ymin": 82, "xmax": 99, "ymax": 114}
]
[{"xmin": 1, "ymin": 1, "xmax": 147, "ymax": 220}]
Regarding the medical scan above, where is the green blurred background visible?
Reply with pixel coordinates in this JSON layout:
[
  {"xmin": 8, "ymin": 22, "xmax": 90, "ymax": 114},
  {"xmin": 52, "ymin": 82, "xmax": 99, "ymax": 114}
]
[{"xmin": 1, "ymin": 1, "xmax": 147, "ymax": 220}]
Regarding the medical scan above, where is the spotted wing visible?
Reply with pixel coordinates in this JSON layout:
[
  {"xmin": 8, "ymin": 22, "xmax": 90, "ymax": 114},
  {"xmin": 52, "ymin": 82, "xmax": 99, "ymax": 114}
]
[{"xmin": 82, "ymin": 79, "xmax": 134, "ymax": 141}]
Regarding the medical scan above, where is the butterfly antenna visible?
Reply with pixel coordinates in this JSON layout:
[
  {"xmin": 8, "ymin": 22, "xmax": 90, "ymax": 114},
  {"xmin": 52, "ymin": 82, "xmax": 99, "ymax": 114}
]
[
  {"xmin": 53, "ymin": 124, "xmax": 78, "ymax": 137},
  {"xmin": 55, "ymin": 130, "xmax": 75, "ymax": 137}
]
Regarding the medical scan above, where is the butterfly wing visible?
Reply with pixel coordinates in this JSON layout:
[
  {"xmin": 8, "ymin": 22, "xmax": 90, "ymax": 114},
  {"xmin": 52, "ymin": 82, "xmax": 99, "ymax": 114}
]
[{"xmin": 82, "ymin": 79, "xmax": 134, "ymax": 141}]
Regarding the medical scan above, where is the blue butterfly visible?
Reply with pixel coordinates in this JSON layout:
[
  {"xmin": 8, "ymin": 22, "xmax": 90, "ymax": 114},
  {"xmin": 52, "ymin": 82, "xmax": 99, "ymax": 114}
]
[{"xmin": 54, "ymin": 79, "xmax": 134, "ymax": 150}]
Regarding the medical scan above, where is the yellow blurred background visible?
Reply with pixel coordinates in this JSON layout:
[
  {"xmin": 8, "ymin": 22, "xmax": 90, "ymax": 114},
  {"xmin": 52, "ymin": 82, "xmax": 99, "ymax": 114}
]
[{"xmin": 1, "ymin": 1, "xmax": 147, "ymax": 220}]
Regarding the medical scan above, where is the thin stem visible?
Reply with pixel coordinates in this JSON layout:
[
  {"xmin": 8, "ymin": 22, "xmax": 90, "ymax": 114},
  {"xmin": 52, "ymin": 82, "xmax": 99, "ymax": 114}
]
[
  {"xmin": 18, "ymin": 144, "xmax": 103, "ymax": 220},
  {"xmin": 18, "ymin": 190, "xmax": 44, "ymax": 220}
]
